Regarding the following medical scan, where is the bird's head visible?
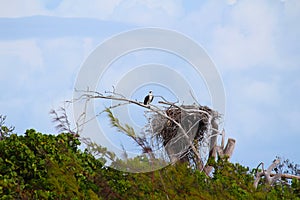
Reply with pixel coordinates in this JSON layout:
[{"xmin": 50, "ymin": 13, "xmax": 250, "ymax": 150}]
[{"xmin": 149, "ymin": 90, "xmax": 152, "ymax": 94}]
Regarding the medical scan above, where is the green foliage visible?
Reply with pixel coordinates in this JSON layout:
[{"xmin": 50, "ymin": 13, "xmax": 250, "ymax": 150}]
[
  {"xmin": 0, "ymin": 127, "xmax": 299, "ymax": 199},
  {"xmin": 103, "ymin": 158, "xmax": 300, "ymax": 200},
  {"xmin": 106, "ymin": 108, "xmax": 135, "ymax": 137},
  {"xmin": 0, "ymin": 129, "xmax": 103, "ymax": 199}
]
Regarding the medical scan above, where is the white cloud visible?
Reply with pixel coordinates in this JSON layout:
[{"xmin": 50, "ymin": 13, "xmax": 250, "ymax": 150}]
[
  {"xmin": 0, "ymin": 37, "xmax": 87, "ymax": 131},
  {"xmin": 110, "ymin": 0, "xmax": 183, "ymax": 26},
  {"xmin": 0, "ymin": 0, "xmax": 46, "ymax": 17},
  {"xmin": 0, "ymin": 0, "xmax": 122, "ymax": 19},
  {"xmin": 211, "ymin": 0, "xmax": 280, "ymax": 70},
  {"xmin": 139, "ymin": 0, "xmax": 183, "ymax": 17},
  {"xmin": 0, "ymin": 40, "xmax": 44, "ymax": 77},
  {"xmin": 227, "ymin": 0, "xmax": 238, "ymax": 5},
  {"xmin": 0, "ymin": 0, "xmax": 184, "ymax": 27},
  {"xmin": 53, "ymin": 0, "xmax": 122, "ymax": 19}
]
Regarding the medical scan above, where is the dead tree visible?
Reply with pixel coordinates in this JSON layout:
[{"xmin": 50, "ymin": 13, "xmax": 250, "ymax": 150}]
[
  {"xmin": 56, "ymin": 89, "xmax": 236, "ymax": 173},
  {"xmin": 254, "ymin": 159, "xmax": 300, "ymax": 189}
]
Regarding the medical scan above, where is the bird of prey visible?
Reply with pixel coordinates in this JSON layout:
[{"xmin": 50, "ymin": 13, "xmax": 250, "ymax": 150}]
[{"xmin": 143, "ymin": 91, "xmax": 153, "ymax": 105}]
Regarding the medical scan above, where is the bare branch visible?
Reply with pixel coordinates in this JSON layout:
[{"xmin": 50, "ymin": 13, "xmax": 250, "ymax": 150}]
[
  {"xmin": 154, "ymin": 95, "xmax": 178, "ymax": 104},
  {"xmin": 189, "ymin": 90, "xmax": 200, "ymax": 106},
  {"xmin": 203, "ymin": 131, "xmax": 236, "ymax": 175},
  {"xmin": 158, "ymin": 101, "xmax": 212, "ymax": 116},
  {"xmin": 253, "ymin": 159, "xmax": 300, "ymax": 189}
]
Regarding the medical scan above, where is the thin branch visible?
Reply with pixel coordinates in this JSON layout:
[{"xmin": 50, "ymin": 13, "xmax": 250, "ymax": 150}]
[
  {"xmin": 154, "ymin": 95, "xmax": 178, "ymax": 104},
  {"xmin": 158, "ymin": 101, "xmax": 212, "ymax": 117},
  {"xmin": 189, "ymin": 90, "xmax": 200, "ymax": 106}
]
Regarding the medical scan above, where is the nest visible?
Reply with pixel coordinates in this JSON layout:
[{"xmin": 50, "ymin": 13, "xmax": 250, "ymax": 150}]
[{"xmin": 149, "ymin": 104, "xmax": 220, "ymax": 162}]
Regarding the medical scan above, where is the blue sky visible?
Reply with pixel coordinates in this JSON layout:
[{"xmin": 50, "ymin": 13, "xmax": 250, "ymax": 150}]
[{"xmin": 0, "ymin": 0, "xmax": 299, "ymax": 168}]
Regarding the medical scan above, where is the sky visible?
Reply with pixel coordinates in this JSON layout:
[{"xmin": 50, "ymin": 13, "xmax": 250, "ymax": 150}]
[{"xmin": 0, "ymin": 0, "xmax": 299, "ymax": 169}]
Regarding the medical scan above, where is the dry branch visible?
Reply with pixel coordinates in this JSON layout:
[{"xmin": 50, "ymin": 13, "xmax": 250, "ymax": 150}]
[
  {"xmin": 203, "ymin": 130, "xmax": 236, "ymax": 175},
  {"xmin": 254, "ymin": 159, "xmax": 300, "ymax": 189}
]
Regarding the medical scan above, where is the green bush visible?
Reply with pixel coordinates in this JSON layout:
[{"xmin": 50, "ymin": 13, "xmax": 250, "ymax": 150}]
[
  {"xmin": 0, "ymin": 129, "xmax": 299, "ymax": 199},
  {"xmin": 0, "ymin": 129, "xmax": 103, "ymax": 199}
]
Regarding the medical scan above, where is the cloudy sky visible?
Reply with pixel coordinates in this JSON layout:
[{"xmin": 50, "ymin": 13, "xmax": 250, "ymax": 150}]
[{"xmin": 0, "ymin": 0, "xmax": 299, "ymax": 168}]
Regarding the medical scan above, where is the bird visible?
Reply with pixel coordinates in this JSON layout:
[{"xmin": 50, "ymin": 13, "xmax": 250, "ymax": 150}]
[{"xmin": 143, "ymin": 91, "xmax": 154, "ymax": 105}]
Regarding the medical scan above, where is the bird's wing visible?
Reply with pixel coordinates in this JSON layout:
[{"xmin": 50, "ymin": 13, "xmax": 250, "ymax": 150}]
[{"xmin": 144, "ymin": 95, "xmax": 149, "ymax": 105}]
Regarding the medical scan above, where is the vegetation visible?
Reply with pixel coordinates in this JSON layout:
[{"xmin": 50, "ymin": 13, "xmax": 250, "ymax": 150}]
[
  {"xmin": 0, "ymin": 115, "xmax": 299, "ymax": 199},
  {"xmin": 0, "ymin": 132, "xmax": 298, "ymax": 199}
]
